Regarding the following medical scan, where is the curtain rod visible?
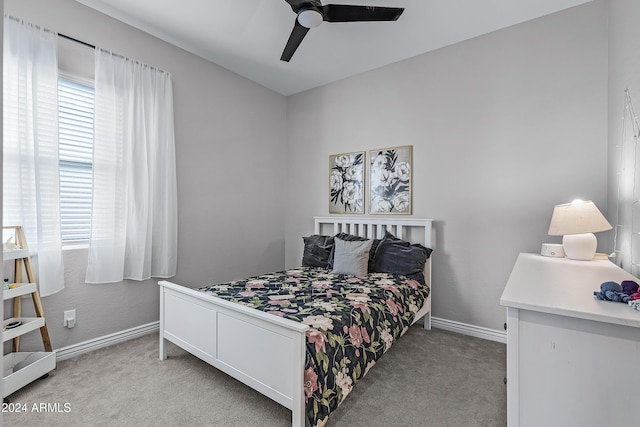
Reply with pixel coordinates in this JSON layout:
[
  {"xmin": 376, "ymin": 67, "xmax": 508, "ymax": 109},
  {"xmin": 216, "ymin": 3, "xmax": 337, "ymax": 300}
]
[
  {"xmin": 57, "ymin": 32, "xmax": 170, "ymax": 75},
  {"xmin": 58, "ymin": 33, "xmax": 95, "ymax": 50}
]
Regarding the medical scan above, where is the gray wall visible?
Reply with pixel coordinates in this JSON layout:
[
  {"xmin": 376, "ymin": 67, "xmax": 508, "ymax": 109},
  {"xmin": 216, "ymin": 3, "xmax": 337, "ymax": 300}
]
[
  {"xmin": 607, "ymin": 1, "xmax": 640, "ymax": 246},
  {"xmin": 285, "ymin": 1, "xmax": 609, "ymax": 331},
  {"xmin": 4, "ymin": 0, "xmax": 287, "ymax": 350},
  {"xmin": 3, "ymin": 0, "xmax": 614, "ymax": 348}
]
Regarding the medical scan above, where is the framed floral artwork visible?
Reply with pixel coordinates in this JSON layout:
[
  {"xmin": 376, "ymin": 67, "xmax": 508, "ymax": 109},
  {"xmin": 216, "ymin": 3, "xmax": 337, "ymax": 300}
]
[
  {"xmin": 329, "ymin": 151, "xmax": 364, "ymax": 214},
  {"xmin": 369, "ymin": 145, "xmax": 412, "ymax": 214}
]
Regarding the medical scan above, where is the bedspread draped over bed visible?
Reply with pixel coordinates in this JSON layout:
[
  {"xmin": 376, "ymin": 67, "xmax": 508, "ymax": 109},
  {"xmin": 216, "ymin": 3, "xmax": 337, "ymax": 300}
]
[{"xmin": 199, "ymin": 266, "xmax": 430, "ymax": 427}]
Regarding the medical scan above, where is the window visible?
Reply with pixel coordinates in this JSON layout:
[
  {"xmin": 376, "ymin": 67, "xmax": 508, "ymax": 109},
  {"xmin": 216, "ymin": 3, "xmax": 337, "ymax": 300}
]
[{"xmin": 58, "ymin": 76, "xmax": 94, "ymax": 242}]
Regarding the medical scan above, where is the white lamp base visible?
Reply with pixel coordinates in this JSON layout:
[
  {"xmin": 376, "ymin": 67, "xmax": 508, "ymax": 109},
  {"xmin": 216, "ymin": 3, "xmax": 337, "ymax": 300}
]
[{"xmin": 562, "ymin": 233, "xmax": 597, "ymax": 260}]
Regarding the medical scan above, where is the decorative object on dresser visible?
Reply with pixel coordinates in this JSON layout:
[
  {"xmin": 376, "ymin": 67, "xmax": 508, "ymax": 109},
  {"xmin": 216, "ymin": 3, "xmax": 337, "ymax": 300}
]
[
  {"xmin": 547, "ymin": 199, "xmax": 612, "ymax": 260},
  {"xmin": 158, "ymin": 216, "xmax": 433, "ymax": 427},
  {"xmin": 540, "ymin": 243, "xmax": 565, "ymax": 258},
  {"xmin": 329, "ymin": 151, "xmax": 365, "ymax": 214},
  {"xmin": 369, "ymin": 145, "xmax": 412, "ymax": 214}
]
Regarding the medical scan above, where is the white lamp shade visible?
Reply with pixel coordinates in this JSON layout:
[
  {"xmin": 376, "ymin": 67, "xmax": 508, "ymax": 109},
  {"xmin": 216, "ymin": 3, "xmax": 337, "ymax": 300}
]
[{"xmin": 548, "ymin": 200, "xmax": 612, "ymax": 236}]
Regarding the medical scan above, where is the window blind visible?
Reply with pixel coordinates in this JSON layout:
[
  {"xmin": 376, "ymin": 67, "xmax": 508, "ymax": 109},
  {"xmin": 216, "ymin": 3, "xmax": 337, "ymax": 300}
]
[{"xmin": 58, "ymin": 77, "xmax": 94, "ymax": 242}]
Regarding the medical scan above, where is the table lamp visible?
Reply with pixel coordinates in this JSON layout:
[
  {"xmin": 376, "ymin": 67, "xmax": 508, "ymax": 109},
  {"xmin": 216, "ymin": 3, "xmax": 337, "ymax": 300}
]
[{"xmin": 547, "ymin": 200, "xmax": 612, "ymax": 261}]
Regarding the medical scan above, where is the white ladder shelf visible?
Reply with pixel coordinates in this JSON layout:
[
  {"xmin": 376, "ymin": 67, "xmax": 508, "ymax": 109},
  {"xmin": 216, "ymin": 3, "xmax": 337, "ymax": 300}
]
[{"xmin": 2, "ymin": 226, "xmax": 55, "ymax": 398}]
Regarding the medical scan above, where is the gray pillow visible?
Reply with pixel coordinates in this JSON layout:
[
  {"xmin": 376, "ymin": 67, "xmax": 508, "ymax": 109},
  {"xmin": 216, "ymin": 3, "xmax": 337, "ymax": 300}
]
[
  {"xmin": 331, "ymin": 238, "xmax": 374, "ymax": 277},
  {"xmin": 328, "ymin": 232, "xmax": 380, "ymax": 271}
]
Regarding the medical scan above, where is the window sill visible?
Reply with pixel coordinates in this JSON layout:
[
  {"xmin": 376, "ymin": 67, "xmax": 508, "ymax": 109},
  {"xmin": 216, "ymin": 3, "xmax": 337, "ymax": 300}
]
[{"xmin": 62, "ymin": 243, "xmax": 89, "ymax": 251}]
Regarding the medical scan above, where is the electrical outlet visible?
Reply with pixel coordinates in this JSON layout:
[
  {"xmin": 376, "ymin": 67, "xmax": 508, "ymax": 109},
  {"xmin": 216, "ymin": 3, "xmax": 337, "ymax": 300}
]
[{"xmin": 63, "ymin": 309, "xmax": 76, "ymax": 328}]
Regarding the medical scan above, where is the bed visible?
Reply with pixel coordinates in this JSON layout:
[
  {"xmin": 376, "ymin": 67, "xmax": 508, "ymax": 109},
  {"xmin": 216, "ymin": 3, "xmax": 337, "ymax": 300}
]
[{"xmin": 159, "ymin": 216, "xmax": 433, "ymax": 426}]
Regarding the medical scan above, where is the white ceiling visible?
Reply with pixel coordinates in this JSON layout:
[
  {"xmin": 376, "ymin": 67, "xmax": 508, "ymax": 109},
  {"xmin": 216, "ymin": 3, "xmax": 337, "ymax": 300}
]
[{"xmin": 75, "ymin": 0, "xmax": 592, "ymax": 96}]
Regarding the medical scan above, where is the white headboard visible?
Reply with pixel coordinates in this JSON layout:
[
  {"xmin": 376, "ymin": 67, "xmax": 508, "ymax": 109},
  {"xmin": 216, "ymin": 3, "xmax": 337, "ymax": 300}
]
[
  {"xmin": 313, "ymin": 216, "xmax": 434, "ymax": 248},
  {"xmin": 313, "ymin": 216, "xmax": 434, "ymax": 289},
  {"xmin": 313, "ymin": 216, "xmax": 435, "ymax": 329}
]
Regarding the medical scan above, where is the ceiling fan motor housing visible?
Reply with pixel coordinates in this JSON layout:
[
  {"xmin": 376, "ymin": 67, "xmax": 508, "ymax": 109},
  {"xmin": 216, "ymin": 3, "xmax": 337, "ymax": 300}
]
[{"xmin": 297, "ymin": 7, "xmax": 324, "ymax": 28}]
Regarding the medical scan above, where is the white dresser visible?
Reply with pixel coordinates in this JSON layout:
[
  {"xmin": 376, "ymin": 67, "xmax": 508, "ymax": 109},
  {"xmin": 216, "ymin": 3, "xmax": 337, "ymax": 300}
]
[{"xmin": 500, "ymin": 253, "xmax": 640, "ymax": 427}]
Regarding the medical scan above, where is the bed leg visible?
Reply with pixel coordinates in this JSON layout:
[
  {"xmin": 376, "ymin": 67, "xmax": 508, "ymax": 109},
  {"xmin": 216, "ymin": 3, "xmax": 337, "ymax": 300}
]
[
  {"xmin": 159, "ymin": 285, "xmax": 167, "ymax": 360},
  {"xmin": 292, "ymin": 332, "xmax": 306, "ymax": 427},
  {"xmin": 292, "ymin": 408, "xmax": 304, "ymax": 427},
  {"xmin": 423, "ymin": 312, "xmax": 432, "ymax": 330},
  {"xmin": 160, "ymin": 335, "xmax": 167, "ymax": 360}
]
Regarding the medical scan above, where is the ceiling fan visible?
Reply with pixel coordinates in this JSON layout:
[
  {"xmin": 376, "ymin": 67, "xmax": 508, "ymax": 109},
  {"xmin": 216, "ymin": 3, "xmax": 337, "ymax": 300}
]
[{"xmin": 281, "ymin": 0, "xmax": 405, "ymax": 62}]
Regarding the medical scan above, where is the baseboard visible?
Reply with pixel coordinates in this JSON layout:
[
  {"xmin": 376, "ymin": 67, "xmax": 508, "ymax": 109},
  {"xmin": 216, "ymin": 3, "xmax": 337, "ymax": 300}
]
[
  {"xmin": 55, "ymin": 321, "xmax": 159, "ymax": 362},
  {"xmin": 54, "ymin": 317, "xmax": 505, "ymax": 362},
  {"xmin": 431, "ymin": 316, "xmax": 507, "ymax": 344}
]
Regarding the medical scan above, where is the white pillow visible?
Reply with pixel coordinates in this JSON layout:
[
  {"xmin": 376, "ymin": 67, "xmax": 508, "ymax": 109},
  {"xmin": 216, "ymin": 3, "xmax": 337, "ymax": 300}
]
[{"xmin": 331, "ymin": 238, "xmax": 373, "ymax": 277}]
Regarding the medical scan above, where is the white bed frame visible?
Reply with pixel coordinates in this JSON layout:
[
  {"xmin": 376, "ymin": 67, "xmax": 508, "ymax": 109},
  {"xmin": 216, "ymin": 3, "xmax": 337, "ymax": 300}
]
[{"xmin": 159, "ymin": 216, "xmax": 433, "ymax": 427}]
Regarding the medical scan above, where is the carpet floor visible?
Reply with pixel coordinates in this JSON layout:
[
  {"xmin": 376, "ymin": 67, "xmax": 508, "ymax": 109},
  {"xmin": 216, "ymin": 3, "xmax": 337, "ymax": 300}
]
[{"xmin": 4, "ymin": 325, "xmax": 506, "ymax": 426}]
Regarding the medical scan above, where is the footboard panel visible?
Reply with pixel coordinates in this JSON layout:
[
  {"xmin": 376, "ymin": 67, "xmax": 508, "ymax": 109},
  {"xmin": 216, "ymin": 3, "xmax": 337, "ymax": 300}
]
[
  {"xmin": 159, "ymin": 281, "xmax": 308, "ymax": 426},
  {"xmin": 163, "ymin": 288, "xmax": 217, "ymax": 362},
  {"xmin": 217, "ymin": 312, "xmax": 297, "ymax": 399}
]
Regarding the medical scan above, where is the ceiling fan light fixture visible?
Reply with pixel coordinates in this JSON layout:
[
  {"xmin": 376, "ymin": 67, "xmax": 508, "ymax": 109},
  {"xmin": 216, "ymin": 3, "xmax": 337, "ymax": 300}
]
[{"xmin": 297, "ymin": 9, "xmax": 323, "ymax": 28}]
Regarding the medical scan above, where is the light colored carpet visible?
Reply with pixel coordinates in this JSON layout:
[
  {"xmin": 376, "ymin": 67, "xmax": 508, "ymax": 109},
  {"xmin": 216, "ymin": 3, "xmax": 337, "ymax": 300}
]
[{"xmin": 4, "ymin": 325, "xmax": 506, "ymax": 426}]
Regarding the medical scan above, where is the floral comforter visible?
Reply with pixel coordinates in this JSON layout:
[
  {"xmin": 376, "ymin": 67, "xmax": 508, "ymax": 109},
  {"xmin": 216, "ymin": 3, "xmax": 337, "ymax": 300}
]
[{"xmin": 198, "ymin": 266, "xmax": 430, "ymax": 427}]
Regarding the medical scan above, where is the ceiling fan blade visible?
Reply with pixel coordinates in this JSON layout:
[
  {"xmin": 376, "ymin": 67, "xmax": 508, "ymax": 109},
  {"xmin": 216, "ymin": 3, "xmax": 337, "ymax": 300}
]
[
  {"xmin": 284, "ymin": 0, "xmax": 313, "ymax": 11},
  {"xmin": 280, "ymin": 20, "xmax": 310, "ymax": 62},
  {"xmin": 322, "ymin": 5, "xmax": 404, "ymax": 22}
]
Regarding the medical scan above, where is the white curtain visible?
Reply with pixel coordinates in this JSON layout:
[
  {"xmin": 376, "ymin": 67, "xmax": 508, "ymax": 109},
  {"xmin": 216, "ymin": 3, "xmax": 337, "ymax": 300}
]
[
  {"xmin": 3, "ymin": 16, "xmax": 65, "ymax": 297},
  {"xmin": 86, "ymin": 49, "xmax": 177, "ymax": 283}
]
